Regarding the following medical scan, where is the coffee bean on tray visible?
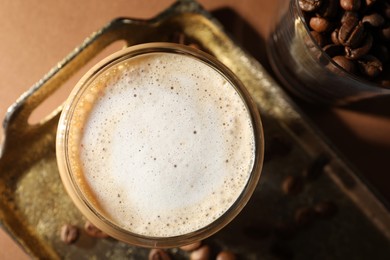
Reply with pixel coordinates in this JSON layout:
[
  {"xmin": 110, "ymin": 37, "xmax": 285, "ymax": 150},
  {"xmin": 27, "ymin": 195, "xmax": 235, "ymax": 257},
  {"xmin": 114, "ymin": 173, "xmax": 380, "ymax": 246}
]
[
  {"xmin": 314, "ymin": 200, "xmax": 338, "ymax": 218},
  {"xmin": 84, "ymin": 220, "xmax": 109, "ymax": 238},
  {"xmin": 61, "ymin": 224, "xmax": 79, "ymax": 244},
  {"xmin": 216, "ymin": 250, "xmax": 237, "ymax": 260},
  {"xmin": 294, "ymin": 206, "xmax": 315, "ymax": 227},
  {"xmin": 303, "ymin": 154, "xmax": 329, "ymax": 181},
  {"xmin": 180, "ymin": 241, "xmax": 202, "ymax": 252},
  {"xmin": 282, "ymin": 175, "xmax": 304, "ymax": 195},
  {"xmin": 149, "ymin": 249, "xmax": 171, "ymax": 260},
  {"xmin": 190, "ymin": 245, "xmax": 211, "ymax": 260}
]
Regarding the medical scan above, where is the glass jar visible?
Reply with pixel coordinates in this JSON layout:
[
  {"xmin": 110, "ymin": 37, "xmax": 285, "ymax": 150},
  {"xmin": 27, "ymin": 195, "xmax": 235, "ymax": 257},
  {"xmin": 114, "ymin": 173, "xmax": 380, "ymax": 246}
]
[{"xmin": 267, "ymin": 0, "xmax": 390, "ymax": 105}]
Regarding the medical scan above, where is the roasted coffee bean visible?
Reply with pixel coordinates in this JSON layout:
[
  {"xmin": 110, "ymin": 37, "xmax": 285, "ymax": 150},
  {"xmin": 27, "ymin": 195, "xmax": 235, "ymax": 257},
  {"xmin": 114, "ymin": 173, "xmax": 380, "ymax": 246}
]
[
  {"xmin": 372, "ymin": 44, "xmax": 389, "ymax": 62},
  {"xmin": 330, "ymin": 56, "xmax": 357, "ymax": 73},
  {"xmin": 311, "ymin": 30, "xmax": 327, "ymax": 47},
  {"xmin": 318, "ymin": 0, "xmax": 339, "ymax": 18},
  {"xmin": 314, "ymin": 200, "xmax": 338, "ymax": 218},
  {"xmin": 282, "ymin": 175, "xmax": 304, "ymax": 195},
  {"xmin": 216, "ymin": 251, "xmax": 237, "ymax": 260},
  {"xmin": 61, "ymin": 224, "xmax": 79, "ymax": 244},
  {"xmin": 299, "ymin": 0, "xmax": 323, "ymax": 12},
  {"xmin": 345, "ymin": 33, "xmax": 373, "ymax": 59},
  {"xmin": 149, "ymin": 249, "xmax": 171, "ymax": 260},
  {"xmin": 380, "ymin": 25, "xmax": 390, "ymax": 41},
  {"xmin": 340, "ymin": 0, "xmax": 361, "ymax": 11},
  {"xmin": 378, "ymin": 79, "xmax": 390, "ymax": 88},
  {"xmin": 190, "ymin": 245, "xmax": 210, "ymax": 260},
  {"xmin": 358, "ymin": 55, "xmax": 383, "ymax": 77},
  {"xmin": 338, "ymin": 15, "xmax": 366, "ymax": 48},
  {"xmin": 323, "ymin": 44, "xmax": 345, "ymax": 57},
  {"xmin": 310, "ymin": 16, "xmax": 333, "ymax": 32},
  {"xmin": 341, "ymin": 11, "xmax": 359, "ymax": 24},
  {"xmin": 303, "ymin": 154, "xmax": 330, "ymax": 181},
  {"xmin": 294, "ymin": 206, "xmax": 315, "ymax": 227},
  {"xmin": 362, "ymin": 13, "xmax": 385, "ymax": 27},
  {"xmin": 180, "ymin": 241, "xmax": 202, "ymax": 252},
  {"xmin": 382, "ymin": 2, "xmax": 390, "ymax": 19},
  {"xmin": 84, "ymin": 221, "xmax": 109, "ymax": 238},
  {"xmin": 365, "ymin": 0, "xmax": 378, "ymax": 7},
  {"xmin": 331, "ymin": 28, "xmax": 341, "ymax": 44}
]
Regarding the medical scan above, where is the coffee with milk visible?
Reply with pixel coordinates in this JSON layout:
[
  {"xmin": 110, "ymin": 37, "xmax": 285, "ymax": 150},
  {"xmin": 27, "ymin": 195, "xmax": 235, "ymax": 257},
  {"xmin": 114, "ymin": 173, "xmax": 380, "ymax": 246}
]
[{"xmin": 57, "ymin": 44, "xmax": 262, "ymax": 245}]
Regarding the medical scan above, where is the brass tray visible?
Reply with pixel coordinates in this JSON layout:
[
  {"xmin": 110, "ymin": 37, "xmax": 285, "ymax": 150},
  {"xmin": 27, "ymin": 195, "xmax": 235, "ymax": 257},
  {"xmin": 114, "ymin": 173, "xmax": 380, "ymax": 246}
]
[{"xmin": 1, "ymin": 0, "xmax": 390, "ymax": 259}]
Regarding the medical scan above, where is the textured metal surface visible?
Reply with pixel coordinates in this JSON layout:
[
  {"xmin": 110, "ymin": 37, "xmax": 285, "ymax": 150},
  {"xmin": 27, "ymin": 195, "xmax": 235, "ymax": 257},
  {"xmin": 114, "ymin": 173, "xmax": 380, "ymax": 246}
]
[{"xmin": 0, "ymin": 0, "xmax": 389, "ymax": 259}]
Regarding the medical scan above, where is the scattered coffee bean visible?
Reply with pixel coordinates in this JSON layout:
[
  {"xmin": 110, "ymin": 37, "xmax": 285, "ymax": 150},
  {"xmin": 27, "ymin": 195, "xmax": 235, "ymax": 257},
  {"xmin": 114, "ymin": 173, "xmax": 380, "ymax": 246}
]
[
  {"xmin": 314, "ymin": 200, "xmax": 338, "ymax": 218},
  {"xmin": 60, "ymin": 224, "xmax": 79, "ymax": 244},
  {"xmin": 149, "ymin": 249, "xmax": 171, "ymax": 260},
  {"xmin": 303, "ymin": 154, "xmax": 330, "ymax": 181},
  {"xmin": 190, "ymin": 245, "xmax": 211, "ymax": 260},
  {"xmin": 340, "ymin": 0, "xmax": 361, "ymax": 11},
  {"xmin": 216, "ymin": 250, "xmax": 237, "ymax": 260},
  {"xmin": 84, "ymin": 220, "xmax": 109, "ymax": 238},
  {"xmin": 282, "ymin": 175, "xmax": 304, "ymax": 195},
  {"xmin": 294, "ymin": 206, "xmax": 315, "ymax": 227},
  {"xmin": 358, "ymin": 55, "xmax": 383, "ymax": 77},
  {"xmin": 299, "ymin": 0, "xmax": 323, "ymax": 12},
  {"xmin": 180, "ymin": 241, "xmax": 202, "ymax": 252}
]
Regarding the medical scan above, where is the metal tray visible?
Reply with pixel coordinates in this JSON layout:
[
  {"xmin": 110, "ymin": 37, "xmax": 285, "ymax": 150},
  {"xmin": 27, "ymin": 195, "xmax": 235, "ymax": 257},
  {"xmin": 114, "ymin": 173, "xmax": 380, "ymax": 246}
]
[{"xmin": 1, "ymin": 0, "xmax": 389, "ymax": 259}]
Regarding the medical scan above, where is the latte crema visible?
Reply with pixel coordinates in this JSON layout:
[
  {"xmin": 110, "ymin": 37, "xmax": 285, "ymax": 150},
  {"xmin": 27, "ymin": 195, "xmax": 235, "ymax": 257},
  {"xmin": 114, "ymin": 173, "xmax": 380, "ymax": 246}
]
[{"xmin": 67, "ymin": 52, "xmax": 255, "ymax": 237}]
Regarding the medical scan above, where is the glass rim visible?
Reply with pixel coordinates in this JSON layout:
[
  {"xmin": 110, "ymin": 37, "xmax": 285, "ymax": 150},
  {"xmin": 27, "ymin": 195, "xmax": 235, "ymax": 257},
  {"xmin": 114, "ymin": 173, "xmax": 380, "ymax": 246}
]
[{"xmin": 56, "ymin": 42, "xmax": 264, "ymax": 248}]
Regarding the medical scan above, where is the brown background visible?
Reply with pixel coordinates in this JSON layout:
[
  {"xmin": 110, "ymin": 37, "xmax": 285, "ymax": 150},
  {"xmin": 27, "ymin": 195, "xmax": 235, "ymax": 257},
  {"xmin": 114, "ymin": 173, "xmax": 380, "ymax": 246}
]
[{"xmin": 0, "ymin": 0, "xmax": 389, "ymax": 258}]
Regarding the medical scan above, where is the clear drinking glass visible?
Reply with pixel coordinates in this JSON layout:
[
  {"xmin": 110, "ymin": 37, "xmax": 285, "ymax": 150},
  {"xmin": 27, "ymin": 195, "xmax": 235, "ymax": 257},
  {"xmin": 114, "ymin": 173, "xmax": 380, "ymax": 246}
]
[
  {"xmin": 56, "ymin": 43, "xmax": 264, "ymax": 248},
  {"xmin": 267, "ymin": 0, "xmax": 390, "ymax": 105}
]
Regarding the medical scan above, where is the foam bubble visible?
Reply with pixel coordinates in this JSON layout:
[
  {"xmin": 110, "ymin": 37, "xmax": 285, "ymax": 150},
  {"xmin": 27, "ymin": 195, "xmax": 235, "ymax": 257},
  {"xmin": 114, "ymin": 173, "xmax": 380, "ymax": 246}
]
[{"xmin": 68, "ymin": 52, "xmax": 255, "ymax": 237}]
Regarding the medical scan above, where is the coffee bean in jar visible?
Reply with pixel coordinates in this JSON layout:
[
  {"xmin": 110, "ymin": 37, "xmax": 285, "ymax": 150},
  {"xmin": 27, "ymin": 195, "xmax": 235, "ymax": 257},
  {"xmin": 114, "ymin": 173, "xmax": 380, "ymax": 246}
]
[
  {"xmin": 267, "ymin": 0, "xmax": 390, "ymax": 105},
  {"xmin": 300, "ymin": 0, "xmax": 389, "ymax": 86}
]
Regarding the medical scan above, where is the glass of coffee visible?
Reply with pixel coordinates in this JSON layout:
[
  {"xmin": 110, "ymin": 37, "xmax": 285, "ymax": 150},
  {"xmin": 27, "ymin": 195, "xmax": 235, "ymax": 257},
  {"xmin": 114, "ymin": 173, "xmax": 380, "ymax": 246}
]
[{"xmin": 56, "ymin": 43, "xmax": 264, "ymax": 248}]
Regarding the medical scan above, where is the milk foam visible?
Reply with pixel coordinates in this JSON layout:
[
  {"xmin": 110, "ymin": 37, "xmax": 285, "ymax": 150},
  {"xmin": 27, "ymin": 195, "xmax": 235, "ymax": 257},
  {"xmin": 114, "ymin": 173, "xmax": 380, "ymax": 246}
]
[{"xmin": 68, "ymin": 52, "xmax": 255, "ymax": 237}]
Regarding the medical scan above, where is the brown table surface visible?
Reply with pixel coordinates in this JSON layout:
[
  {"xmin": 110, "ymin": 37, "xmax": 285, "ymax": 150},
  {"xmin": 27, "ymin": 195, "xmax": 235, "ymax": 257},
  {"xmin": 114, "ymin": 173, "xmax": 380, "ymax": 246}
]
[{"xmin": 1, "ymin": 0, "xmax": 389, "ymax": 258}]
